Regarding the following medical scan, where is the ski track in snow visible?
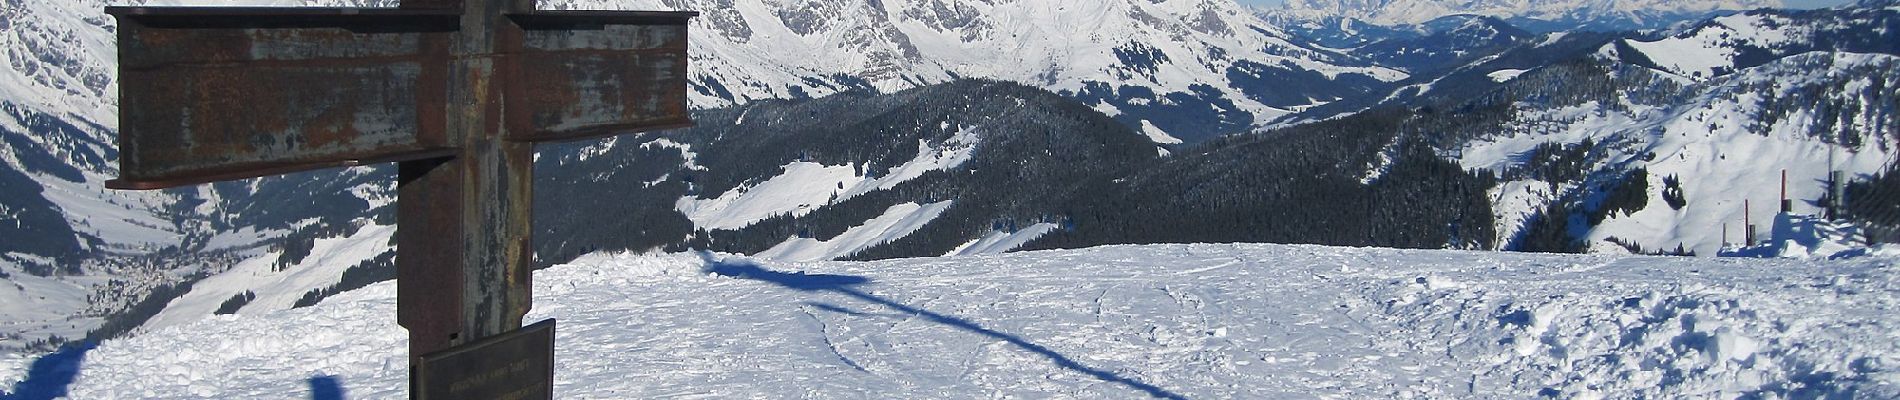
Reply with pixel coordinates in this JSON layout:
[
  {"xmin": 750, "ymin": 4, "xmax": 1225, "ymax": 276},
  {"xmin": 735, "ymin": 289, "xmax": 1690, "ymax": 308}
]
[{"xmin": 41, "ymin": 244, "xmax": 1900, "ymax": 399}]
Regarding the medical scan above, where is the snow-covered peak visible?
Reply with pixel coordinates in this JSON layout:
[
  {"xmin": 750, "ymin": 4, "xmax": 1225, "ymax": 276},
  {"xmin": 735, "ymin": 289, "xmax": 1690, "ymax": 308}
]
[
  {"xmin": 534, "ymin": 0, "xmax": 1404, "ymax": 141},
  {"xmin": 1613, "ymin": 5, "xmax": 1899, "ymax": 81},
  {"xmin": 1, "ymin": 0, "xmax": 118, "ymax": 126},
  {"xmin": 1264, "ymin": 0, "xmax": 1785, "ymax": 30}
]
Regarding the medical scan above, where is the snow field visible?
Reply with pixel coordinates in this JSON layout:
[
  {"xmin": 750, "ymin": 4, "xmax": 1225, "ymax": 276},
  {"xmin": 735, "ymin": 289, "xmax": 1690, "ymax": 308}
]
[
  {"xmin": 0, "ymin": 265, "xmax": 104, "ymax": 351},
  {"xmin": 143, "ymin": 223, "xmax": 394, "ymax": 332},
  {"xmin": 944, "ymin": 222, "xmax": 1060, "ymax": 257},
  {"xmin": 1621, "ymin": 12, "xmax": 1803, "ymax": 81},
  {"xmin": 48, "ymin": 244, "xmax": 1900, "ymax": 399},
  {"xmin": 1487, "ymin": 68, "xmax": 1527, "ymax": 83},
  {"xmin": 675, "ymin": 126, "xmax": 979, "ymax": 232},
  {"xmin": 756, "ymin": 201, "xmax": 954, "ymax": 262},
  {"xmin": 674, "ymin": 162, "xmax": 861, "ymax": 230}
]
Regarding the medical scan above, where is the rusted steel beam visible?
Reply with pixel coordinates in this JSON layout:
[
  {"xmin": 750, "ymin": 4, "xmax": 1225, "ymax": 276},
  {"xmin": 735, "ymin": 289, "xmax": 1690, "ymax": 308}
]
[
  {"xmin": 504, "ymin": 11, "xmax": 696, "ymax": 143},
  {"xmin": 105, "ymin": 6, "xmax": 459, "ymax": 19},
  {"xmin": 106, "ymin": 8, "xmax": 459, "ymax": 190},
  {"xmin": 397, "ymin": 157, "xmax": 465, "ymax": 358}
]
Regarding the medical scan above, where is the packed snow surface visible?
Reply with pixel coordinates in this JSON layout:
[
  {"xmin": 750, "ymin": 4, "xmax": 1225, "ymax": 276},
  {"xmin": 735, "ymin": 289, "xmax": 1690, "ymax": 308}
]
[{"xmin": 44, "ymin": 244, "xmax": 1900, "ymax": 399}]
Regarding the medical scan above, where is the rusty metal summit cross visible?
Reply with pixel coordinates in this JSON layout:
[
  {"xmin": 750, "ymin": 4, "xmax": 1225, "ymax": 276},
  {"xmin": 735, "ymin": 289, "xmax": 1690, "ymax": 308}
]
[{"xmin": 104, "ymin": 0, "xmax": 693, "ymax": 397}]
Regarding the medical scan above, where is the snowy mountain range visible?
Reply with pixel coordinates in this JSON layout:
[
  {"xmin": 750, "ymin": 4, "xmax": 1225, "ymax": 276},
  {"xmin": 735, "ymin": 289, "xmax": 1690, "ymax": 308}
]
[
  {"xmin": 1262, "ymin": 0, "xmax": 1790, "ymax": 32},
  {"xmin": 546, "ymin": 0, "xmax": 1408, "ymax": 143}
]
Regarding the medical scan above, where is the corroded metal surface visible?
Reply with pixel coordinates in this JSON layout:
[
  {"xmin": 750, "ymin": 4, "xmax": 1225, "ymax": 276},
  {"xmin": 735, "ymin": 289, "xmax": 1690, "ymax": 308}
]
[
  {"xmin": 106, "ymin": 8, "xmax": 695, "ymax": 189},
  {"xmin": 506, "ymin": 12, "xmax": 694, "ymax": 143},
  {"xmin": 106, "ymin": 8, "xmax": 458, "ymax": 189},
  {"xmin": 108, "ymin": 2, "xmax": 696, "ymax": 399},
  {"xmin": 398, "ymin": 157, "xmax": 465, "ymax": 358}
]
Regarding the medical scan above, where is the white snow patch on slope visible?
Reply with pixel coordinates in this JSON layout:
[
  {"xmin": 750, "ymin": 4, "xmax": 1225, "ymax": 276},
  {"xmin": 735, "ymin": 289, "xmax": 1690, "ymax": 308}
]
[
  {"xmin": 35, "ymin": 175, "xmax": 183, "ymax": 253},
  {"xmin": 143, "ymin": 224, "xmax": 394, "ymax": 332},
  {"xmin": 839, "ymin": 126, "xmax": 982, "ymax": 199},
  {"xmin": 1489, "ymin": 179, "xmax": 1557, "ymax": 247},
  {"xmin": 1461, "ymin": 52, "xmax": 1900, "ymax": 256},
  {"xmin": 0, "ymin": 260, "xmax": 103, "ymax": 350},
  {"xmin": 1139, "ymin": 120, "xmax": 1183, "ymax": 145},
  {"xmin": 1592, "ymin": 54, "xmax": 1897, "ymax": 256},
  {"xmin": 756, "ymin": 201, "xmax": 953, "ymax": 262},
  {"xmin": 678, "ymin": 128, "xmax": 979, "ymax": 231},
  {"xmin": 676, "ymin": 162, "xmax": 861, "ymax": 230},
  {"xmin": 1488, "ymin": 68, "xmax": 1527, "ymax": 83},
  {"xmin": 1622, "ymin": 35, "xmax": 1739, "ymax": 80},
  {"xmin": 1459, "ymin": 101, "xmax": 1642, "ymax": 171},
  {"xmin": 642, "ymin": 138, "xmax": 708, "ymax": 171},
  {"xmin": 49, "ymin": 245, "xmax": 1900, "ymax": 399},
  {"xmin": 1620, "ymin": 12, "xmax": 1804, "ymax": 81},
  {"xmin": 944, "ymin": 223, "xmax": 1059, "ymax": 256}
]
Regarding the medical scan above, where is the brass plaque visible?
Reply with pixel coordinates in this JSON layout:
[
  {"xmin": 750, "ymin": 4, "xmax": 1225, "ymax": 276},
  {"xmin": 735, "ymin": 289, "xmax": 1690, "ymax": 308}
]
[{"xmin": 416, "ymin": 319, "xmax": 555, "ymax": 400}]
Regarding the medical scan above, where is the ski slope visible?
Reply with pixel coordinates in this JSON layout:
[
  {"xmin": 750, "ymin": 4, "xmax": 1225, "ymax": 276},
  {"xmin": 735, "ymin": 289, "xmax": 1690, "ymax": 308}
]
[{"xmin": 38, "ymin": 244, "xmax": 1900, "ymax": 399}]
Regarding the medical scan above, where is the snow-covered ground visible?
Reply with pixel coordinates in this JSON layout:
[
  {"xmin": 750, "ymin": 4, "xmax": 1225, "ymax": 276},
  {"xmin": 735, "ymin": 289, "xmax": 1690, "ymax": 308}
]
[{"xmin": 29, "ymin": 244, "xmax": 1899, "ymax": 399}]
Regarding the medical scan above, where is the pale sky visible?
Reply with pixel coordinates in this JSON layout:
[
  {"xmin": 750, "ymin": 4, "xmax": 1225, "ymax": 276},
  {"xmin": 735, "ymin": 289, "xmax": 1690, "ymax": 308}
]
[{"xmin": 1234, "ymin": 0, "xmax": 1856, "ymax": 10}]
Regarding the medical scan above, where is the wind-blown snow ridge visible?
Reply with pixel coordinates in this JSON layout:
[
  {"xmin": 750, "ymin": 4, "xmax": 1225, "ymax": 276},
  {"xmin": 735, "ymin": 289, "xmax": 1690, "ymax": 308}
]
[{"xmin": 48, "ymin": 244, "xmax": 1900, "ymax": 399}]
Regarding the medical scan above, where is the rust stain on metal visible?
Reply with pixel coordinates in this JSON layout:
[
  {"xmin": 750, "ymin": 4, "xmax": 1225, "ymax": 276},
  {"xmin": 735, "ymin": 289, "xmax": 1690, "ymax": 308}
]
[
  {"xmin": 107, "ymin": 6, "xmax": 699, "ymax": 397},
  {"xmin": 107, "ymin": 9, "xmax": 461, "ymax": 189},
  {"xmin": 503, "ymin": 12, "xmax": 695, "ymax": 143},
  {"xmin": 398, "ymin": 157, "xmax": 466, "ymax": 358}
]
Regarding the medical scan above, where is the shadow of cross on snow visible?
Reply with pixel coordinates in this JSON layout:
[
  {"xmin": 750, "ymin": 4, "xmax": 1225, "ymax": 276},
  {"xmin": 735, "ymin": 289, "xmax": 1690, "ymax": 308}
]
[
  {"xmin": 1, "ymin": 341, "xmax": 96, "ymax": 400},
  {"xmin": 698, "ymin": 253, "xmax": 1186, "ymax": 400}
]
